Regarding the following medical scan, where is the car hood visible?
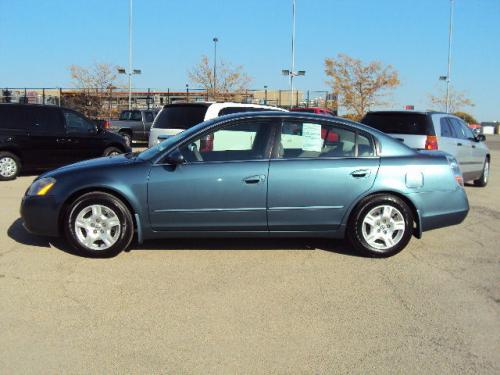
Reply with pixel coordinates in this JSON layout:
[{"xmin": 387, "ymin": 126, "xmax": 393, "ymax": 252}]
[{"xmin": 39, "ymin": 154, "xmax": 141, "ymax": 179}]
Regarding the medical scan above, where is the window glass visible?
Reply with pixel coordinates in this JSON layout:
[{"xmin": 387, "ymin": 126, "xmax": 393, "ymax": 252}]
[
  {"xmin": 440, "ymin": 118, "xmax": 454, "ymax": 137},
  {"xmin": 459, "ymin": 121, "xmax": 475, "ymax": 139},
  {"xmin": 63, "ymin": 110, "xmax": 95, "ymax": 134},
  {"xmin": 0, "ymin": 106, "xmax": 26, "ymax": 130},
  {"xmin": 131, "ymin": 111, "xmax": 142, "ymax": 121},
  {"xmin": 119, "ymin": 110, "xmax": 131, "ymax": 120},
  {"xmin": 357, "ymin": 133, "xmax": 375, "ymax": 157},
  {"xmin": 145, "ymin": 112, "xmax": 154, "ymax": 122},
  {"xmin": 153, "ymin": 104, "xmax": 208, "ymax": 129},
  {"xmin": 179, "ymin": 120, "xmax": 272, "ymax": 162},
  {"xmin": 362, "ymin": 113, "xmax": 433, "ymax": 135},
  {"xmin": 278, "ymin": 121, "xmax": 358, "ymax": 158},
  {"xmin": 449, "ymin": 118, "xmax": 467, "ymax": 139}
]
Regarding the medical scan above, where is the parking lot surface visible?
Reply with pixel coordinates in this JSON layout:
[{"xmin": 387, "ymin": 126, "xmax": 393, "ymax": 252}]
[{"xmin": 0, "ymin": 140, "xmax": 499, "ymax": 374}]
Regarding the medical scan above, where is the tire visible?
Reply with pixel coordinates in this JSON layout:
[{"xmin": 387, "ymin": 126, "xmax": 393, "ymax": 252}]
[
  {"xmin": 473, "ymin": 158, "xmax": 489, "ymax": 187},
  {"xmin": 64, "ymin": 192, "xmax": 134, "ymax": 258},
  {"xmin": 119, "ymin": 132, "xmax": 132, "ymax": 147},
  {"xmin": 103, "ymin": 146, "xmax": 123, "ymax": 157},
  {"xmin": 347, "ymin": 194, "xmax": 413, "ymax": 258},
  {"xmin": 0, "ymin": 151, "xmax": 21, "ymax": 181}
]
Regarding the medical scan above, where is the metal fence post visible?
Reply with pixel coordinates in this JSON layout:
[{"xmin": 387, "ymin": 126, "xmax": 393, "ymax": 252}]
[{"xmin": 278, "ymin": 90, "xmax": 282, "ymax": 107}]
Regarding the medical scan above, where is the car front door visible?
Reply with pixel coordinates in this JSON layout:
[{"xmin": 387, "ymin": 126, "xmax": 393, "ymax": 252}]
[
  {"xmin": 147, "ymin": 118, "xmax": 277, "ymax": 231},
  {"xmin": 267, "ymin": 120, "xmax": 380, "ymax": 231},
  {"xmin": 62, "ymin": 109, "xmax": 103, "ymax": 162},
  {"xmin": 458, "ymin": 119, "xmax": 486, "ymax": 178}
]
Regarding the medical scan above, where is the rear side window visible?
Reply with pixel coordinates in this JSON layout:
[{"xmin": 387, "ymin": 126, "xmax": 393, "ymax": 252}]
[
  {"xmin": 153, "ymin": 105, "xmax": 208, "ymax": 130},
  {"xmin": 25, "ymin": 107, "xmax": 64, "ymax": 134},
  {"xmin": 362, "ymin": 113, "xmax": 434, "ymax": 135},
  {"xmin": 131, "ymin": 111, "xmax": 142, "ymax": 121},
  {"xmin": 440, "ymin": 118, "xmax": 454, "ymax": 138},
  {"xmin": 0, "ymin": 106, "xmax": 26, "ymax": 130}
]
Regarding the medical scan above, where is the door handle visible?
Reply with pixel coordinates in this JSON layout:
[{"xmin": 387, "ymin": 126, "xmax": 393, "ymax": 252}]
[
  {"xmin": 243, "ymin": 175, "xmax": 266, "ymax": 184},
  {"xmin": 472, "ymin": 144, "xmax": 476, "ymax": 148},
  {"xmin": 56, "ymin": 138, "xmax": 67, "ymax": 143},
  {"xmin": 457, "ymin": 142, "xmax": 463, "ymax": 146},
  {"xmin": 350, "ymin": 169, "xmax": 370, "ymax": 178}
]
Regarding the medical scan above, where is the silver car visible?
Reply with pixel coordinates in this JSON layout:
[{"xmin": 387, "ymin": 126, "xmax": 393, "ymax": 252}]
[{"xmin": 362, "ymin": 111, "xmax": 490, "ymax": 187}]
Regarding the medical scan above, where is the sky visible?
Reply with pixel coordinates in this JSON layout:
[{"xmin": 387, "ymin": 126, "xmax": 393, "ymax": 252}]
[{"xmin": 0, "ymin": 0, "xmax": 499, "ymax": 121}]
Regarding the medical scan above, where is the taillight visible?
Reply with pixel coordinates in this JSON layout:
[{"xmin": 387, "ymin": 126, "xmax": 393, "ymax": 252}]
[
  {"xmin": 200, "ymin": 134, "xmax": 214, "ymax": 152},
  {"xmin": 425, "ymin": 135, "xmax": 438, "ymax": 150},
  {"xmin": 103, "ymin": 120, "xmax": 111, "ymax": 129}
]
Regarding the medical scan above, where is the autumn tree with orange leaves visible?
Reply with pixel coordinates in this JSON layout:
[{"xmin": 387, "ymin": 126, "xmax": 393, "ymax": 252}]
[{"xmin": 325, "ymin": 54, "xmax": 400, "ymax": 120}]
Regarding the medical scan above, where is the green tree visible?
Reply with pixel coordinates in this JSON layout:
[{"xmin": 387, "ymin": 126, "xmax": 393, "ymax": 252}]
[{"xmin": 454, "ymin": 111, "xmax": 478, "ymax": 124}]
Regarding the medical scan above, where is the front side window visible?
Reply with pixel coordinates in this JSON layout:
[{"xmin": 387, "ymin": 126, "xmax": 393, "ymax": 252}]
[
  {"xmin": 179, "ymin": 120, "xmax": 273, "ymax": 163},
  {"xmin": 63, "ymin": 110, "xmax": 95, "ymax": 134},
  {"xmin": 449, "ymin": 118, "xmax": 468, "ymax": 139},
  {"xmin": 278, "ymin": 121, "xmax": 370, "ymax": 158},
  {"xmin": 131, "ymin": 111, "xmax": 142, "ymax": 121},
  {"xmin": 145, "ymin": 112, "xmax": 154, "ymax": 122}
]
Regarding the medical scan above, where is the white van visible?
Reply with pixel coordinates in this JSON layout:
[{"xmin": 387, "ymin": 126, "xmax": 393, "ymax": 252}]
[{"xmin": 148, "ymin": 102, "xmax": 286, "ymax": 148}]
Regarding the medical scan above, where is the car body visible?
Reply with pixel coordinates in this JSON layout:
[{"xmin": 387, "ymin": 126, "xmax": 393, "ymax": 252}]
[
  {"xmin": 0, "ymin": 104, "xmax": 131, "ymax": 180},
  {"xmin": 148, "ymin": 102, "xmax": 286, "ymax": 148},
  {"xmin": 21, "ymin": 112, "xmax": 469, "ymax": 258},
  {"xmin": 361, "ymin": 111, "xmax": 490, "ymax": 186},
  {"xmin": 107, "ymin": 109, "xmax": 158, "ymax": 145},
  {"xmin": 290, "ymin": 107, "xmax": 337, "ymax": 116}
]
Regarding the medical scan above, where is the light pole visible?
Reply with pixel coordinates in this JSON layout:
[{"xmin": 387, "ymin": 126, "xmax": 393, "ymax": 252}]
[
  {"xmin": 264, "ymin": 85, "xmax": 268, "ymax": 105},
  {"xmin": 118, "ymin": 68, "xmax": 141, "ymax": 109},
  {"xmin": 445, "ymin": 0, "xmax": 454, "ymax": 112},
  {"xmin": 282, "ymin": 0, "xmax": 305, "ymax": 107},
  {"xmin": 213, "ymin": 37, "xmax": 218, "ymax": 100}
]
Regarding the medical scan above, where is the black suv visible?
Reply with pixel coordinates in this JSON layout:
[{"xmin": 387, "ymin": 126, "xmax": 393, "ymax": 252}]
[{"xmin": 0, "ymin": 104, "xmax": 131, "ymax": 180}]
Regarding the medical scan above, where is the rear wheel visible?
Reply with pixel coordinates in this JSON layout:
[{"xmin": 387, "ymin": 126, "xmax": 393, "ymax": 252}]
[
  {"xmin": 103, "ymin": 146, "xmax": 123, "ymax": 157},
  {"xmin": 473, "ymin": 158, "xmax": 489, "ymax": 187},
  {"xmin": 64, "ymin": 192, "xmax": 134, "ymax": 257},
  {"xmin": 0, "ymin": 151, "xmax": 21, "ymax": 181},
  {"xmin": 347, "ymin": 194, "xmax": 413, "ymax": 257}
]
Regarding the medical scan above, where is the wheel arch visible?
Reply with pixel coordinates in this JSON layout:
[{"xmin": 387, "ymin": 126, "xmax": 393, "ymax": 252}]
[{"xmin": 345, "ymin": 190, "xmax": 422, "ymax": 239}]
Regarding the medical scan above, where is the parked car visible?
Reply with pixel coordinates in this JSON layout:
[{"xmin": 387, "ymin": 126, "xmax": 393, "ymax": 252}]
[
  {"xmin": 21, "ymin": 111, "xmax": 468, "ymax": 258},
  {"xmin": 290, "ymin": 107, "xmax": 337, "ymax": 116},
  {"xmin": 107, "ymin": 109, "xmax": 158, "ymax": 146},
  {"xmin": 148, "ymin": 102, "xmax": 286, "ymax": 147},
  {"xmin": 361, "ymin": 111, "xmax": 490, "ymax": 187},
  {"xmin": 0, "ymin": 104, "xmax": 131, "ymax": 180}
]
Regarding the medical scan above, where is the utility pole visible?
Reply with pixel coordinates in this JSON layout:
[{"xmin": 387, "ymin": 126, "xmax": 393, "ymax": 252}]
[
  {"xmin": 128, "ymin": 0, "xmax": 133, "ymax": 110},
  {"xmin": 445, "ymin": 0, "xmax": 454, "ymax": 113},
  {"xmin": 213, "ymin": 37, "xmax": 218, "ymax": 100}
]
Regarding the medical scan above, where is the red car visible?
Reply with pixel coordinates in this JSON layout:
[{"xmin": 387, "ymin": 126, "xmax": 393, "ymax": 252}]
[{"xmin": 290, "ymin": 107, "xmax": 337, "ymax": 116}]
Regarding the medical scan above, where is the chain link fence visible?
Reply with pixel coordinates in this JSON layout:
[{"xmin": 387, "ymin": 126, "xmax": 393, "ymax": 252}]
[{"xmin": 1, "ymin": 87, "xmax": 338, "ymax": 119}]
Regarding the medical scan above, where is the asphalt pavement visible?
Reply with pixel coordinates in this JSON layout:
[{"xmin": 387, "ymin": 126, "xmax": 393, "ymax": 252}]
[{"xmin": 0, "ymin": 139, "xmax": 499, "ymax": 374}]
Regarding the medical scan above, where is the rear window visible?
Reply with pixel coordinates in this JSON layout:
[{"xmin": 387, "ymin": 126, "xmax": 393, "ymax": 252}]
[
  {"xmin": 153, "ymin": 105, "xmax": 208, "ymax": 130},
  {"xmin": 362, "ymin": 113, "xmax": 434, "ymax": 135}
]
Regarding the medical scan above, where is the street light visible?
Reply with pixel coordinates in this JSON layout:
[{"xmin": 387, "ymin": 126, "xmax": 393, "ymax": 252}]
[
  {"xmin": 282, "ymin": 0, "xmax": 305, "ymax": 107},
  {"xmin": 117, "ymin": 67, "xmax": 141, "ymax": 109},
  {"xmin": 445, "ymin": 0, "xmax": 454, "ymax": 112},
  {"xmin": 213, "ymin": 37, "xmax": 218, "ymax": 100}
]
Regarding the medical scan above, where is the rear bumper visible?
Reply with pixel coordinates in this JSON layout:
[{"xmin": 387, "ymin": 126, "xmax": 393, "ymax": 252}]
[
  {"xmin": 20, "ymin": 195, "xmax": 60, "ymax": 237},
  {"xmin": 418, "ymin": 188, "xmax": 469, "ymax": 232}
]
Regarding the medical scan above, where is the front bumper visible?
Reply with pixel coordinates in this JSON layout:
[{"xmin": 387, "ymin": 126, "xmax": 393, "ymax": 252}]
[{"xmin": 20, "ymin": 195, "xmax": 61, "ymax": 237}]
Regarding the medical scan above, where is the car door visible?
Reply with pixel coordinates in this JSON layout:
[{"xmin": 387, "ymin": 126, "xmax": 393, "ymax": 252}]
[
  {"xmin": 436, "ymin": 115, "xmax": 459, "ymax": 158},
  {"xmin": 267, "ymin": 120, "xmax": 380, "ymax": 231},
  {"xmin": 448, "ymin": 117, "xmax": 473, "ymax": 176},
  {"xmin": 458, "ymin": 119, "xmax": 486, "ymax": 177},
  {"xmin": 147, "ymin": 118, "xmax": 278, "ymax": 231},
  {"xmin": 62, "ymin": 109, "xmax": 103, "ymax": 162}
]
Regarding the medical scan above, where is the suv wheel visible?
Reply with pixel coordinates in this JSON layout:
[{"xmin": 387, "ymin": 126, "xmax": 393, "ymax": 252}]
[
  {"xmin": 347, "ymin": 194, "xmax": 413, "ymax": 257},
  {"xmin": 119, "ymin": 132, "xmax": 132, "ymax": 147},
  {"xmin": 103, "ymin": 147, "xmax": 123, "ymax": 157},
  {"xmin": 474, "ymin": 158, "xmax": 489, "ymax": 187},
  {"xmin": 64, "ymin": 192, "xmax": 134, "ymax": 257},
  {"xmin": 0, "ymin": 152, "xmax": 21, "ymax": 181}
]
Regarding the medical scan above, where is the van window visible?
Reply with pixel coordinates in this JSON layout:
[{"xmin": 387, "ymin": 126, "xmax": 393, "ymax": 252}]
[
  {"xmin": 25, "ymin": 107, "xmax": 64, "ymax": 134},
  {"xmin": 362, "ymin": 113, "xmax": 434, "ymax": 135},
  {"xmin": 153, "ymin": 105, "xmax": 208, "ymax": 130},
  {"xmin": 0, "ymin": 105, "xmax": 26, "ymax": 130}
]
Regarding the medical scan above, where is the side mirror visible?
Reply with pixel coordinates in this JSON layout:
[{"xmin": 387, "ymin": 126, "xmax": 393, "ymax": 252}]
[
  {"xmin": 475, "ymin": 134, "xmax": 486, "ymax": 142},
  {"xmin": 164, "ymin": 148, "xmax": 185, "ymax": 165}
]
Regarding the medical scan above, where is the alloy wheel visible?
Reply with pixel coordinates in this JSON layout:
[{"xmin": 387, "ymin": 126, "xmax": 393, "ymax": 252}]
[
  {"xmin": 0, "ymin": 157, "xmax": 18, "ymax": 178},
  {"xmin": 361, "ymin": 205, "xmax": 406, "ymax": 250}
]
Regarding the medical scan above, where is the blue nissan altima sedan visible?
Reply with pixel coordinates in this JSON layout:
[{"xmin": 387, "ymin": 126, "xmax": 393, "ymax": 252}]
[{"xmin": 21, "ymin": 112, "xmax": 469, "ymax": 258}]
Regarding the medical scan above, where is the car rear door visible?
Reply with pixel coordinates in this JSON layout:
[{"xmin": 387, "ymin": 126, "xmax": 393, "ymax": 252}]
[
  {"xmin": 436, "ymin": 115, "xmax": 459, "ymax": 158},
  {"xmin": 267, "ymin": 120, "xmax": 380, "ymax": 231},
  {"xmin": 147, "ymin": 118, "xmax": 277, "ymax": 231},
  {"xmin": 448, "ymin": 117, "xmax": 473, "ymax": 176}
]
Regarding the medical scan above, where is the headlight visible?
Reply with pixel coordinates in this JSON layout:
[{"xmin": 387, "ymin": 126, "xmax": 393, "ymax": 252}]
[{"xmin": 26, "ymin": 177, "xmax": 56, "ymax": 196}]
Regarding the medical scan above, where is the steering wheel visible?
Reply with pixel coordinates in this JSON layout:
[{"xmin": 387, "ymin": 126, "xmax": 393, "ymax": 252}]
[{"xmin": 188, "ymin": 143, "xmax": 203, "ymax": 162}]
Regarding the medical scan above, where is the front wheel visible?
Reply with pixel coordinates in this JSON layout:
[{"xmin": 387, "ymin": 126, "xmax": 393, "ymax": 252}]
[
  {"xmin": 103, "ymin": 146, "xmax": 123, "ymax": 157},
  {"xmin": 347, "ymin": 194, "xmax": 413, "ymax": 257},
  {"xmin": 0, "ymin": 151, "xmax": 21, "ymax": 181},
  {"xmin": 473, "ymin": 158, "xmax": 489, "ymax": 187},
  {"xmin": 64, "ymin": 192, "xmax": 134, "ymax": 257},
  {"xmin": 119, "ymin": 132, "xmax": 132, "ymax": 147}
]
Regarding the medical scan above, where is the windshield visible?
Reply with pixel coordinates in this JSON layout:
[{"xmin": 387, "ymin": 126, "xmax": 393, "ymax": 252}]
[{"xmin": 153, "ymin": 104, "xmax": 208, "ymax": 129}]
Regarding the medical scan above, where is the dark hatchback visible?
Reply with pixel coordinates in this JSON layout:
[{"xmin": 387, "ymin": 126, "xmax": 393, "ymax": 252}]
[{"xmin": 0, "ymin": 104, "xmax": 131, "ymax": 180}]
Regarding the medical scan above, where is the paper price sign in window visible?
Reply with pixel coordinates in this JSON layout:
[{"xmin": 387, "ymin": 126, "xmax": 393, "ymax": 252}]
[{"xmin": 302, "ymin": 123, "xmax": 323, "ymax": 152}]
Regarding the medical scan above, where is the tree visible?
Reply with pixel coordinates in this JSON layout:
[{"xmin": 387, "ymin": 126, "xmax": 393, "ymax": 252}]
[
  {"xmin": 66, "ymin": 62, "xmax": 122, "ymax": 118},
  {"xmin": 454, "ymin": 111, "xmax": 478, "ymax": 124},
  {"xmin": 188, "ymin": 55, "xmax": 252, "ymax": 100},
  {"xmin": 428, "ymin": 86, "xmax": 474, "ymax": 113},
  {"xmin": 324, "ymin": 53, "xmax": 400, "ymax": 119}
]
